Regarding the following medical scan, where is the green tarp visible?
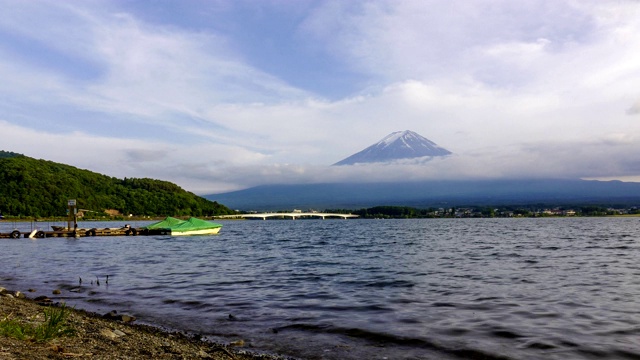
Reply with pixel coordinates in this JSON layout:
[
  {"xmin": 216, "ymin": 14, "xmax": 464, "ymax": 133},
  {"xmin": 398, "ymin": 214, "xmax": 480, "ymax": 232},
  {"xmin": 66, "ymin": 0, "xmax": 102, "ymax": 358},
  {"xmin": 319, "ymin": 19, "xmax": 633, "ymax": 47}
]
[
  {"xmin": 143, "ymin": 216, "xmax": 222, "ymax": 232},
  {"xmin": 143, "ymin": 216, "xmax": 185, "ymax": 230}
]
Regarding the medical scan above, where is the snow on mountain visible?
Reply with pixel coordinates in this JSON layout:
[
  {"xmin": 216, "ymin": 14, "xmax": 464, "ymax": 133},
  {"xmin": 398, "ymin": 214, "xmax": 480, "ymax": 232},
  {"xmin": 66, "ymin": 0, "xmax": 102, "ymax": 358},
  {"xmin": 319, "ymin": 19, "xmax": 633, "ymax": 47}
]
[{"xmin": 333, "ymin": 130, "xmax": 452, "ymax": 166}]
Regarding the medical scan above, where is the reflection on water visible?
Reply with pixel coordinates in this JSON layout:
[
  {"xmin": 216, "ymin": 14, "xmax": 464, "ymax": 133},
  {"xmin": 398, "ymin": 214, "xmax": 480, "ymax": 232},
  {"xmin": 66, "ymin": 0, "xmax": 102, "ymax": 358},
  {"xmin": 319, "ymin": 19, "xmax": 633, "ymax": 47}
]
[{"xmin": 2, "ymin": 218, "xmax": 640, "ymax": 359}]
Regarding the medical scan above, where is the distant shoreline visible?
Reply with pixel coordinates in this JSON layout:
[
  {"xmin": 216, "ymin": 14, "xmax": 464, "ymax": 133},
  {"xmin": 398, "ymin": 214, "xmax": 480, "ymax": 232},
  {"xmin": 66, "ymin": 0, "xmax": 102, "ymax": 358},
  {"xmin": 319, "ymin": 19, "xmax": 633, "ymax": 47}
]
[
  {"xmin": 0, "ymin": 216, "xmax": 210, "ymax": 223},
  {"xmin": 1, "ymin": 213, "xmax": 640, "ymax": 223}
]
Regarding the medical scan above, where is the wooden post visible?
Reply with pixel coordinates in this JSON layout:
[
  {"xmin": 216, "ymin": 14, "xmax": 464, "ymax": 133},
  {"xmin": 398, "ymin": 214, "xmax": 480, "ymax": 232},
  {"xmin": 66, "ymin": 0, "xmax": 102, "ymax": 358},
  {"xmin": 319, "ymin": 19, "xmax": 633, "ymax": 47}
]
[{"xmin": 67, "ymin": 199, "xmax": 77, "ymax": 231}]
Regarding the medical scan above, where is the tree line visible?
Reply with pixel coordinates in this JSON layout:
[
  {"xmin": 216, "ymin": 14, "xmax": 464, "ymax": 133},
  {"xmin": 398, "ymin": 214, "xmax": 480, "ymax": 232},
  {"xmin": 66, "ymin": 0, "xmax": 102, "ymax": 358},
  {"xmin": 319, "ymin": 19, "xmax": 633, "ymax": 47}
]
[
  {"xmin": 0, "ymin": 152, "xmax": 235, "ymax": 218},
  {"xmin": 325, "ymin": 205, "xmax": 638, "ymax": 219}
]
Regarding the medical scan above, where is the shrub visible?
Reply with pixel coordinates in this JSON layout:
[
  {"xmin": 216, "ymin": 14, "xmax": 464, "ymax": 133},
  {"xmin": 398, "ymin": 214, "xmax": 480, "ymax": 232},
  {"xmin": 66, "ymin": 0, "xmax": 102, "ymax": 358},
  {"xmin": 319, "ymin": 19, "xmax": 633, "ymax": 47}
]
[{"xmin": 0, "ymin": 304, "xmax": 74, "ymax": 342}]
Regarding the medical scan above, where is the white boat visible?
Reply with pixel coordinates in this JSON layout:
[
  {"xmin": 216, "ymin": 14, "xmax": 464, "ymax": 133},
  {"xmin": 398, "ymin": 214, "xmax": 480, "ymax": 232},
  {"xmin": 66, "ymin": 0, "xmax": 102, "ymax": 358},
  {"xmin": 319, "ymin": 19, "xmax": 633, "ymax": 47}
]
[{"xmin": 143, "ymin": 217, "xmax": 223, "ymax": 236}]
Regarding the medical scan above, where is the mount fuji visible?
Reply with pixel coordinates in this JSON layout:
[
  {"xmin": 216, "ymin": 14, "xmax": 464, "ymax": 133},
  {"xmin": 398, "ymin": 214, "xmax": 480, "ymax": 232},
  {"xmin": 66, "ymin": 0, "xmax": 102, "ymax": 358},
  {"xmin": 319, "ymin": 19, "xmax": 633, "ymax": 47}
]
[{"xmin": 333, "ymin": 130, "xmax": 452, "ymax": 166}]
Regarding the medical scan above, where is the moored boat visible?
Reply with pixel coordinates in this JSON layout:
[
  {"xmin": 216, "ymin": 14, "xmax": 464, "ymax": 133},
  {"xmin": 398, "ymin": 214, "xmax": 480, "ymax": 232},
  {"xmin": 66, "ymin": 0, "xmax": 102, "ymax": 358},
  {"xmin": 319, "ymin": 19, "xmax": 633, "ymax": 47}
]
[{"xmin": 143, "ymin": 216, "xmax": 222, "ymax": 236}]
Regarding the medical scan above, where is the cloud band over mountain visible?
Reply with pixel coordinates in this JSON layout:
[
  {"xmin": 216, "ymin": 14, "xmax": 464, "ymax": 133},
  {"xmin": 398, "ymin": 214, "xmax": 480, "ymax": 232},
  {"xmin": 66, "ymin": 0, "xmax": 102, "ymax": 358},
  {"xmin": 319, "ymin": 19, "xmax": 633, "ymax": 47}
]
[{"xmin": 1, "ymin": 1, "xmax": 640, "ymax": 193}]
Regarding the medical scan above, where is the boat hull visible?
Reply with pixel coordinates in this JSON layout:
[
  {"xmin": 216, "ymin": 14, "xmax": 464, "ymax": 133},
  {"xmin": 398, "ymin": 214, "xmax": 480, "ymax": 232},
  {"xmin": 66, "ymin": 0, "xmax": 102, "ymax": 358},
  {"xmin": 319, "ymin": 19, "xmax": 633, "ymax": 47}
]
[{"xmin": 170, "ymin": 227, "xmax": 221, "ymax": 236}]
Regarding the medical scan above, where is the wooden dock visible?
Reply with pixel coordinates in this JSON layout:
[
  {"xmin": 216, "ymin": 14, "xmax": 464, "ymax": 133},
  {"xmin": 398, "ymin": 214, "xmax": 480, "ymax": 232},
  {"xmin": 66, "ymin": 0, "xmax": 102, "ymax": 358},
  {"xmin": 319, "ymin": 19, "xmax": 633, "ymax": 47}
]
[
  {"xmin": 1, "ymin": 200, "xmax": 177, "ymax": 239},
  {"xmin": 0, "ymin": 226, "xmax": 170, "ymax": 239}
]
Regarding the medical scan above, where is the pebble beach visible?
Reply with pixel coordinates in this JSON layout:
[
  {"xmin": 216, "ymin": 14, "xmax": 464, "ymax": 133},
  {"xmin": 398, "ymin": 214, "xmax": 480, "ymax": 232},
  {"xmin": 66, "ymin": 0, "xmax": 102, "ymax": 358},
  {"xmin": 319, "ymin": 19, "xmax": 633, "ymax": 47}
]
[{"xmin": 0, "ymin": 285, "xmax": 289, "ymax": 360}]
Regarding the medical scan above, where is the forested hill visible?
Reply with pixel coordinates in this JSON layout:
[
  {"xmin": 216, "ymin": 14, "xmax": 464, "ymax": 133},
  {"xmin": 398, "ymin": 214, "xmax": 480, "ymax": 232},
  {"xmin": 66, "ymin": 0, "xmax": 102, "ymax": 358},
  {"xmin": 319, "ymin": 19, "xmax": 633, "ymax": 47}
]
[
  {"xmin": 0, "ymin": 150, "xmax": 22, "ymax": 159},
  {"xmin": 0, "ymin": 153, "xmax": 234, "ymax": 218}
]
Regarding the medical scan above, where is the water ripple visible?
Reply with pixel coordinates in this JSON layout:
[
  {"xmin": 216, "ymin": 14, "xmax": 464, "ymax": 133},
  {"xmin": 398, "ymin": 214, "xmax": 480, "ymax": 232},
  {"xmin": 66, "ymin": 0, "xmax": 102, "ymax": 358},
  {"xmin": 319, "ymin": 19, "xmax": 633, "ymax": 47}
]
[{"xmin": 2, "ymin": 218, "xmax": 640, "ymax": 359}]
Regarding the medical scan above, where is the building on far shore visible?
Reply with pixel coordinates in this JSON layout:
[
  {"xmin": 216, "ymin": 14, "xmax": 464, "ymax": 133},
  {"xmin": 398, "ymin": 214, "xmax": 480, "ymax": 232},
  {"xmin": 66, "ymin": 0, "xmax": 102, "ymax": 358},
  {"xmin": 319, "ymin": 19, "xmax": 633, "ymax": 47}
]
[{"xmin": 104, "ymin": 209, "xmax": 120, "ymax": 216}]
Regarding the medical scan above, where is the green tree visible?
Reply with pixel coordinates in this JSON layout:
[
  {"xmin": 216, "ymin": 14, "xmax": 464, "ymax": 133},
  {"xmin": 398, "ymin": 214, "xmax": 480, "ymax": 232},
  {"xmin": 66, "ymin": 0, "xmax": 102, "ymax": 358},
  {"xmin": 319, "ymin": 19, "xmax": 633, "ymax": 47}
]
[{"xmin": 0, "ymin": 156, "xmax": 235, "ymax": 217}]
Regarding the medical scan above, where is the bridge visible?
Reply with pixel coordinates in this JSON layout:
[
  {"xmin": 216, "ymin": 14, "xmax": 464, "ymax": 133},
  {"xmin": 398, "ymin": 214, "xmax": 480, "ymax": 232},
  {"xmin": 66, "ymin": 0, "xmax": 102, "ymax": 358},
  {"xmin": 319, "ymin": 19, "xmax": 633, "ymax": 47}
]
[{"xmin": 217, "ymin": 212, "xmax": 359, "ymax": 220}]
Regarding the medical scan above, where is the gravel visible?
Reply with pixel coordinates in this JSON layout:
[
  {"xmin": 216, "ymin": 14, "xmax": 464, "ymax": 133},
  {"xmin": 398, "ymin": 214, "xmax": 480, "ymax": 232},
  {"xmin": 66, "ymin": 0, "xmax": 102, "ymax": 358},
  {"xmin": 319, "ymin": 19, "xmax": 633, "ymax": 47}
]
[{"xmin": 0, "ymin": 287, "xmax": 294, "ymax": 360}]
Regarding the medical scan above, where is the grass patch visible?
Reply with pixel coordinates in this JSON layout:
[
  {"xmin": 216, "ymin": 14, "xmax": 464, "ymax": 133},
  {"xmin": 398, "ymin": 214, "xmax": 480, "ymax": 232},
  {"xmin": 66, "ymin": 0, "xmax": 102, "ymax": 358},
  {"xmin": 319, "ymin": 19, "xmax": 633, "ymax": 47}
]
[
  {"xmin": 0, "ymin": 317, "xmax": 29, "ymax": 340},
  {"xmin": 0, "ymin": 304, "xmax": 74, "ymax": 342}
]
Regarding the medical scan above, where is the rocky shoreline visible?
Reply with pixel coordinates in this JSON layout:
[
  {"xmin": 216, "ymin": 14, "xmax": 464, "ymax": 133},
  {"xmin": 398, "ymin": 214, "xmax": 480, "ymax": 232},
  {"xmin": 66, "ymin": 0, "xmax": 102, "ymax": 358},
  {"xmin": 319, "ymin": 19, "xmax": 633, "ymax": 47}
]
[{"xmin": 0, "ymin": 286, "xmax": 293, "ymax": 360}]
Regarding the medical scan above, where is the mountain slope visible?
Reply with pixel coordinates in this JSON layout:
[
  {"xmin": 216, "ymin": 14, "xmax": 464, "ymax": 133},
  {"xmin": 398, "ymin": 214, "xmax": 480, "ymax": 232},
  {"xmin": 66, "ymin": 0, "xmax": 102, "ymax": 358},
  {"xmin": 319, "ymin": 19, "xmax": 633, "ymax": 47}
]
[
  {"xmin": 205, "ymin": 180, "xmax": 640, "ymax": 210},
  {"xmin": 333, "ymin": 130, "xmax": 452, "ymax": 165},
  {"xmin": 0, "ymin": 154, "xmax": 234, "ymax": 217},
  {"xmin": 0, "ymin": 150, "xmax": 23, "ymax": 159}
]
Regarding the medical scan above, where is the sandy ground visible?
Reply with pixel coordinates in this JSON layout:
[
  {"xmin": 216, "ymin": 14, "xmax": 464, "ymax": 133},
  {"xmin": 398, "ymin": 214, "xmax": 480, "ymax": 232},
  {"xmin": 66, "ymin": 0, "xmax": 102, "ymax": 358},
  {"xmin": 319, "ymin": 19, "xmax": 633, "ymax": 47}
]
[{"xmin": 0, "ymin": 286, "xmax": 292, "ymax": 360}]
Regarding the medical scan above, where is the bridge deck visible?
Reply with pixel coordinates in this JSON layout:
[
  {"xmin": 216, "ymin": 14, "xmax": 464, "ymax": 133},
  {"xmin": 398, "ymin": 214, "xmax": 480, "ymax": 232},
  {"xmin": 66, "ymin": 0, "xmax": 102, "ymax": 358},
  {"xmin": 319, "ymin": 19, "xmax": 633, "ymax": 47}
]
[{"xmin": 218, "ymin": 212, "xmax": 358, "ymax": 220}]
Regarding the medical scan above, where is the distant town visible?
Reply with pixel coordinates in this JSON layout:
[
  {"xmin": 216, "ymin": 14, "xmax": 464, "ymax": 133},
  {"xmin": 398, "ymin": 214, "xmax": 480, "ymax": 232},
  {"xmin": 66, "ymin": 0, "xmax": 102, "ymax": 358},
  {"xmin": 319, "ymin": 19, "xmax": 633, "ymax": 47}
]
[{"xmin": 317, "ymin": 205, "xmax": 640, "ymax": 219}]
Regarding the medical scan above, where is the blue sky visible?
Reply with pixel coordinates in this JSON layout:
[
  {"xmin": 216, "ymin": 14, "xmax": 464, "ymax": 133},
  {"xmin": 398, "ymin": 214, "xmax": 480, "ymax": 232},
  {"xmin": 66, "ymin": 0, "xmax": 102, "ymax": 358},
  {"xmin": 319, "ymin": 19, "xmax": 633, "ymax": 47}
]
[{"xmin": 1, "ymin": 0, "xmax": 640, "ymax": 194}]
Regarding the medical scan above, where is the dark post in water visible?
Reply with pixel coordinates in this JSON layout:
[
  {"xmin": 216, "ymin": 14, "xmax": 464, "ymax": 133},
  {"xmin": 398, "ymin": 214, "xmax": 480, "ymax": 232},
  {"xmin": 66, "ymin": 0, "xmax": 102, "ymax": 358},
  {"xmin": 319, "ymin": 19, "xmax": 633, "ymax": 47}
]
[{"xmin": 67, "ymin": 199, "xmax": 77, "ymax": 231}]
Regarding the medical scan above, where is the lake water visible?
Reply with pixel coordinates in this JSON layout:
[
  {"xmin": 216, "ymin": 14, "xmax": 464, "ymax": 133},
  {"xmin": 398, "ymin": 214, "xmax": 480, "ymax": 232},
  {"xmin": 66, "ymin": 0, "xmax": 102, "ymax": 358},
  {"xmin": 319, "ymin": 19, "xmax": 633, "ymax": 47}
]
[{"xmin": 1, "ymin": 218, "xmax": 640, "ymax": 359}]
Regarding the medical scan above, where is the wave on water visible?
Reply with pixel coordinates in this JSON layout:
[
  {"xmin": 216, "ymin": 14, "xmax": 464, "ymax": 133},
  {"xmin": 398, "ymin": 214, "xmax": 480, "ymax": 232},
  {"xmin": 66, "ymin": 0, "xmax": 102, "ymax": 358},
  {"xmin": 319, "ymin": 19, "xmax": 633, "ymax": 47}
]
[
  {"xmin": 3, "ymin": 218, "xmax": 640, "ymax": 359},
  {"xmin": 273, "ymin": 323, "xmax": 515, "ymax": 360}
]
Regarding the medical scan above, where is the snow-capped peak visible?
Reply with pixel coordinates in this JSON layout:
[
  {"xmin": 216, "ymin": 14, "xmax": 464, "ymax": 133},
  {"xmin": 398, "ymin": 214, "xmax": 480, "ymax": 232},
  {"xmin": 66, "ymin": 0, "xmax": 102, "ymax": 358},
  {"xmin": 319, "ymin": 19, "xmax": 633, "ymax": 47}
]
[
  {"xmin": 380, "ymin": 131, "xmax": 409, "ymax": 146},
  {"xmin": 333, "ymin": 130, "xmax": 452, "ymax": 166}
]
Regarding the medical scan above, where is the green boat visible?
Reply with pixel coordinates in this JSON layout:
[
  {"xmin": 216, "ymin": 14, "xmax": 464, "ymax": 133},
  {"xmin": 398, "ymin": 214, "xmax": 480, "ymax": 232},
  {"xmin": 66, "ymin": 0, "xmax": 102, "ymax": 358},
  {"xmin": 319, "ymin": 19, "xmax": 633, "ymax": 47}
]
[{"xmin": 144, "ymin": 217, "xmax": 222, "ymax": 236}]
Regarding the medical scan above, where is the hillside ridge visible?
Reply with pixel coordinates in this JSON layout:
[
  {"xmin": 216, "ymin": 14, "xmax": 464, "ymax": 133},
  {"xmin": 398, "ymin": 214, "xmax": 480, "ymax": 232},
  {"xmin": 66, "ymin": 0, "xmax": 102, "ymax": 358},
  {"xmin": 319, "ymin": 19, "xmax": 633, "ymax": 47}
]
[{"xmin": 0, "ymin": 152, "xmax": 233, "ymax": 218}]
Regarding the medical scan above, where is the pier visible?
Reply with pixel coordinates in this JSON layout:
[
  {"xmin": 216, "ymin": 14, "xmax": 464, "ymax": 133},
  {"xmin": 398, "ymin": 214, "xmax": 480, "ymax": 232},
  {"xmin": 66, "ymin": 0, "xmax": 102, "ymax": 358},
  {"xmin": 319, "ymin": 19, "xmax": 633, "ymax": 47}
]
[
  {"xmin": 218, "ymin": 212, "xmax": 359, "ymax": 220},
  {"xmin": 0, "ymin": 199, "xmax": 167, "ymax": 239},
  {"xmin": 0, "ymin": 226, "xmax": 167, "ymax": 239}
]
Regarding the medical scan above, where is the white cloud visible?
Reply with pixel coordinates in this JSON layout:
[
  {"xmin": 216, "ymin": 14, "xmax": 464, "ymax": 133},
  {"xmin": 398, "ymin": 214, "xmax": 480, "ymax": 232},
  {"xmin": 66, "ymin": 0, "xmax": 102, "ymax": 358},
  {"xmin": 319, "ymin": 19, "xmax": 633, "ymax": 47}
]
[
  {"xmin": 4, "ymin": 114, "xmax": 640, "ymax": 195},
  {"xmin": 0, "ymin": 120, "xmax": 266, "ymax": 193},
  {"xmin": 0, "ymin": 1, "xmax": 306, "ymax": 125},
  {"xmin": 627, "ymin": 99, "xmax": 640, "ymax": 115},
  {"xmin": 302, "ymin": 1, "xmax": 596, "ymax": 81},
  {"xmin": 1, "ymin": 0, "xmax": 640, "ymax": 194}
]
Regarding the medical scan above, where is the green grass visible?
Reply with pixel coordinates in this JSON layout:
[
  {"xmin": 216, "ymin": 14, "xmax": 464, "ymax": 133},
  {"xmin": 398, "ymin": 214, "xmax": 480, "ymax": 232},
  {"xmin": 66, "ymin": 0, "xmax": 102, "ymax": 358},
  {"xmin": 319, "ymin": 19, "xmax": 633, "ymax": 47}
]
[{"xmin": 0, "ymin": 304, "xmax": 74, "ymax": 342}]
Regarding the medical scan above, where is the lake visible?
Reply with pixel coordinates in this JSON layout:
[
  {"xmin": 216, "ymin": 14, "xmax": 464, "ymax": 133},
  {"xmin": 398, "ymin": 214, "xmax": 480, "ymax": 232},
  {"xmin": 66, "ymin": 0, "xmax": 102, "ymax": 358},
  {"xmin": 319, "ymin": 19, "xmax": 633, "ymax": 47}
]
[{"xmin": 1, "ymin": 218, "xmax": 639, "ymax": 359}]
